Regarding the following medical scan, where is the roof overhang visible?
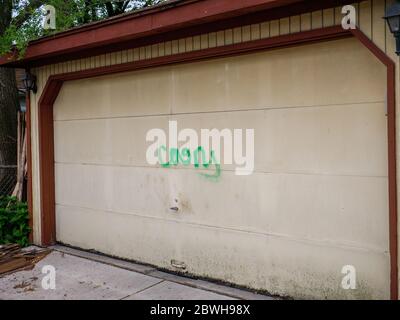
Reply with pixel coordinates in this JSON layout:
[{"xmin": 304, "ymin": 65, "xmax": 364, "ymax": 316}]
[{"xmin": 0, "ymin": 0, "xmax": 356, "ymax": 68}]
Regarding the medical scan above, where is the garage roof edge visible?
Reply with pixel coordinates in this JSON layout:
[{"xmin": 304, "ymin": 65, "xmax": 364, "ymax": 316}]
[{"xmin": 0, "ymin": 0, "xmax": 354, "ymax": 68}]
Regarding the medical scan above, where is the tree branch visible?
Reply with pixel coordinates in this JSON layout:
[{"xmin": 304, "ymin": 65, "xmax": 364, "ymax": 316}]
[
  {"xmin": 11, "ymin": 0, "xmax": 43, "ymax": 29},
  {"xmin": 104, "ymin": 2, "xmax": 115, "ymax": 16},
  {"xmin": 122, "ymin": 1, "xmax": 131, "ymax": 12}
]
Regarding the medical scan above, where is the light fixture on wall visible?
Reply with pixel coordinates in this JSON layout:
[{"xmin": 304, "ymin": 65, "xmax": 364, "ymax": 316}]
[
  {"xmin": 384, "ymin": 1, "xmax": 400, "ymax": 56},
  {"xmin": 22, "ymin": 71, "xmax": 37, "ymax": 94}
]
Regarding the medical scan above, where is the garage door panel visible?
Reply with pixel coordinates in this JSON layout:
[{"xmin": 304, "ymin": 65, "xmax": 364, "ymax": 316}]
[
  {"xmin": 54, "ymin": 67, "xmax": 174, "ymax": 121},
  {"xmin": 174, "ymin": 102, "xmax": 388, "ymax": 177},
  {"xmin": 54, "ymin": 39, "xmax": 386, "ymax": 122},
  {"xmin": 262, "ymin": 102, "xmax": 388, "ymax": 177},
  {"xmin": 172, "ymin": 38, "xmax": 386, "ymax": 114},
  {"xmin": 56, "ymin": 205, "xmax": 178, "ymax": 266},
  {"xmin": 263, "ymin": 173, "xmax": 389, "ymax": 250},
  {"xmin": 55, "ymin": 163, "xmax": 388, "ymax": 250},
  {"xmin": 54, "ymin": 37, "xmax": 389, "ymax": 299},
  {"xmin": 55, "ymin": 102, "xmax": 387, "ymax": 177},
  {"xmin": 56, "ymin": 204, "xmax": 389, "ymax": 300},
  {"xmin": 54, "ymin": 115, "xmax": 170, "ymax": 166},
  {"xmin": 56, "ymin": 205, "xmax": 108, "ymax": 251}
]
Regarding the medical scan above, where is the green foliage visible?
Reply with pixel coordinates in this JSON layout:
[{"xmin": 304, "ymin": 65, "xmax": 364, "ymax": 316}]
[
  {"xmin": 0, "ymin": 0, "xmax": 166, "ymax": 58},
  {"xmin": 0, "ymin": 196, "xmax": 30, "ymax": 247}
]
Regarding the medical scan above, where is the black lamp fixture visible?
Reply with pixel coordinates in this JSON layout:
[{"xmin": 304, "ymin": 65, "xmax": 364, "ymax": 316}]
[
  {"xmin": 22, "ymin": 71, "xmax": 37, "ymax": 94},
  {"xmin": 384, "ymin": 1, "xmax": 400, "ymax": 55}
]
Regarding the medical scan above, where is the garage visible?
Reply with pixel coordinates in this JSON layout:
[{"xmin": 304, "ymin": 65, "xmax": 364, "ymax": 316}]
[
  {"xmin": 2, "ymin": 0, "xmax": 398, "ymax": 300},
  {"xmin": 52, "ymin": 37, "xmax": 389, "ymax": 299}
]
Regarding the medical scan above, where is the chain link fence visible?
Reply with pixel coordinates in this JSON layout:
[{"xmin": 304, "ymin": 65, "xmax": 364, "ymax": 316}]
[
  {"xmin": 0, "ymin": 67, "xmax": 20, "ymax": 197},
  {"xmin": 0, "ymin": 167, "xmax": 17, "ymax": 195},
  {"xmin": 0, "ymin": 140, "xmax": 17, "ymax": 196}
]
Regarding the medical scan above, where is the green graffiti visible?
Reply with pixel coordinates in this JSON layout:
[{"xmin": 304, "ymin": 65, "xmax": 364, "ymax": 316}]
[
  {"xmin": 157, "ymin": 145, "xmax": 221, "ymax": 180},
  {"xmin": 198, "ymin": 150, "xmax": 221, "ymax": 182}
]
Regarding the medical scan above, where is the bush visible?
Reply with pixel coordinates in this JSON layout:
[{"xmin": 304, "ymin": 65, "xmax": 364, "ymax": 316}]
[{"xmin": 0, "ymin": 196, "xmax": 30, "ymax": 247}]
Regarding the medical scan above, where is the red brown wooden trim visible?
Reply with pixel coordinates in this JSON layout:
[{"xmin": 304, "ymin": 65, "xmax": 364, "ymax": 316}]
[
  {"xmin": 38, "ymin": 80, "xmax": 63, "ymax": 246},
  {"xmin": 36, "ymin": 26, "xmax": 398, "ymax": 299},
  {"xmin": 0, "ymin": 0, "xmax": 301, "ymax": 67},
  {"xmin": 38, "ymin": 102, "xmax": 56, "ymax": 246},
  {"xmin": 350, "ymin": 28, "xmax": 399, "ymax": 301},
  {"xmin": 47, "ymin": 26, "xmax": 350, "ymax": 84},
  {"xmin": 0, "ymin": 0, "xmax": 358, "ymax": 68},
  {"xmin": 30, "ymin": 0, "xmax": 291, "ymax": 43},
  {"xmin": 25, "ymin": 90, "xmax": 33, "ymax": 243}
]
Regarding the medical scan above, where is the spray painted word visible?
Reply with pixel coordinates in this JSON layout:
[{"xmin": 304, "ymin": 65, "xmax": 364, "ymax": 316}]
[
  {"xmin": 146, "ymin": 121, "xmax": 255, "ymax": 176},
  {"xmin": 157, "ymin": 145, "xmax": 221, "ymax": 180}
]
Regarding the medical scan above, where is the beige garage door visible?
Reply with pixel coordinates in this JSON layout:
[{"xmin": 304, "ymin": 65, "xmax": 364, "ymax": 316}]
[{"xmin": 53, "ymin": 37, "xmax": 389, "ymax": 299}]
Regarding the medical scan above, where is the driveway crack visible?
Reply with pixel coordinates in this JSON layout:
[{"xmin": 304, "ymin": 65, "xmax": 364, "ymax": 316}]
[{"xmin": 120, "ymin": 279, "xmax": 165, "ymax": 300}]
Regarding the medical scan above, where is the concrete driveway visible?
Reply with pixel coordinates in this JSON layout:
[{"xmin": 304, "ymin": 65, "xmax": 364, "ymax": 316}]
[{"xmin": 0, "ymin": 246, "xmax": 274, "ymax": 300}]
